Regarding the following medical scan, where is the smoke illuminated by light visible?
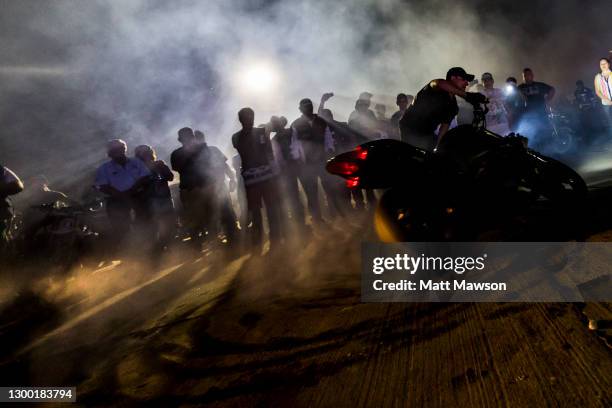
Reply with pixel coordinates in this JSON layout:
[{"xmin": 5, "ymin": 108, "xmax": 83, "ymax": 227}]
[{"xmin": 235, "ymin": 61, "xmax": 281, "ymax": 95}]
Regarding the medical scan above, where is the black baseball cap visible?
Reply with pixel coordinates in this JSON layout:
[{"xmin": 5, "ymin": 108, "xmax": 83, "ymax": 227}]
[
  {"xmin": 446, "ymin": 67, "xmax": 475, "ymax": 81},
  {"xmin": 299, "ymin": 98, "xmax": 313, "ymax": 107}
]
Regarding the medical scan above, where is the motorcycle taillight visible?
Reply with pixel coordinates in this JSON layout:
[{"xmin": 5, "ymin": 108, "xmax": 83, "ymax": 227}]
[
  {"xmin": 346, "ymin": 177, "xmax": 360, "ymax": 189},
  {"xmin": 354, "ymin": 145, "xmax": 368, "ymax": 160},
  {"xmin": 327, "ymin": 161, "xmax": 359, "ymax": 176}
]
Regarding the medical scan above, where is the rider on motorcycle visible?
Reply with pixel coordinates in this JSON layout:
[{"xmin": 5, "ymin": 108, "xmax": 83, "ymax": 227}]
[{"xmin": 399, "ymin": 67, "xmax": 487, "ymax": 152}]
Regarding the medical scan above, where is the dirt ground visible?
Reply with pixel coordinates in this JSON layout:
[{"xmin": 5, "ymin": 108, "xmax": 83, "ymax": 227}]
[{"xmin": 0, "ymin": 214, "xmax": 610, "ymax": 407}]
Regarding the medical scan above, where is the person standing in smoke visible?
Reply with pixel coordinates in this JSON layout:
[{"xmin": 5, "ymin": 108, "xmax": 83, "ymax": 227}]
[
  {"xmin": 374, "ymin": 103, "xmax": 395, "ymax": 140},
  {"xmin": 194, "ymin": 129, "xmax": 238, "ymax": 245},
  {"xmin": 400, "ymin": 67, "xmax": 486, "ymax": 152},
  {"xmin": 171, "ymin": 127, "xmax": 207, "ymax": 245},
  {"xmin": 504, "ymin": 77, "xmax": 525, "ymax": 133},
  {"xmin": 390, "ymin": 93, "xmax": 414, "ymax": 138},
  {"xmin": 348, "ymin": 92, "xmax": 381, "ymax": 142},
  {"xmin": 480, "ymin": 72, "xmax": 510, "ymax": 135},
  {"xmin": 347, "ymin": 92, "xmax": 386, "ymax": 210},
  {"xmin": 232, "ymin": 107, "xmax": 282, "ymax": 253},
  {"xmin": 318, "ymin": 94, "xmax": 357, "ymax": 212},
  {"xmin": 0, "ymin": 165, "xmax": 23, "ymax": 251},
  {"xmin": 594, "ymin": 57, "xmax": 612, "ymax": 133},
  {"xmin": 289, "ymin": 98, "xmax": 332, "ymax": 224},
  {"xmin": 134, "ymin": 145, "xmax": 176, "ymax": 250},
  {"xmin": 271, "ymin": 115, "xmax": 307, "ymax": 228},
  {"xmin": 374, "ymin": 103, "xmax": 387, "ymax": 121},
  {"xmin": 171, "ymin": 127, "xmax": 237, "ymax": 247},
  {"xmin": 574, "ymin": 80, "xmax": 600, "ymax": 137},
  {"xmin": 94, "ymin": 139, "xmax": 152, "ymax": 243},
  {"xmin": 517, "ymin": 68, "xmax": 555, "ymax": 142}
]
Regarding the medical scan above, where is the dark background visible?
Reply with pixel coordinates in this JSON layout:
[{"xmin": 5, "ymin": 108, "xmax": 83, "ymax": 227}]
[{"xmin": 1, "ymin": 0, "xmax": 610, "ymax": 190}]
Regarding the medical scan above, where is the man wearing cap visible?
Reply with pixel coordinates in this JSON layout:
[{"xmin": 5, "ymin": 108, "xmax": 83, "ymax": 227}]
[
  {"xmin": 399, "ymin": 67, "xmax": 486, "ymax": 151},
  {"xmin": 95, "ymin": 139, "xmax": 151, "ymax": 240},
  {"xmin": 480, "ymin": 72, "xmax": 511, "ymax": 135}
]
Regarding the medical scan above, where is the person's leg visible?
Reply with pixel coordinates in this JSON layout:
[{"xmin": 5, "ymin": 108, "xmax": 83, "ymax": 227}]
[
  {"xmin": 156, "ymin": 199, "xmax": 176, "ymax": 250},
  {"xmin": 106, "ymin": 199, "xmax": 131, "ymax": 248},
  {"xmin": 402, "ymin": 128, "xmax": 434, "ymax": 152},
  {"xmin": 236, "ymin": 176, "xmax": 249, "ymax": 229},
  {"xmin": 603, "ymin": 105, "xmax": 612, "ymax": 134},
  {"xmin": 179, "ymin": 189, "xmax": 196, "ymax": 238},
  {"xmin": 218, "ymin": 185, "xmax": 237, "ymax": 241},
  {"xmin": 245, "ymin": 183, "xmax": 263, "ymax": 250},
  {"xmin": 131, "ymin": 193, "xmax": 155, "ymax": 243},
  {"xmin": 320, "ymin": 169, "xmax": 347, "ymax": 217},
  {"xmin": 299, "ymin": 164, "xmax": 322, "ymax": 223},
  {"xmin": 261, "ymin": 179, "xmax": 283, "ymax": 248},
  {"xmin": 286, "ymin": 164, "xmax": 306, "ymax": 225}
]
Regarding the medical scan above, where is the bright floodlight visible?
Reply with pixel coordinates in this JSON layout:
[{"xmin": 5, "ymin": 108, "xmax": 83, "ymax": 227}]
[{"xmin": 238, "ymin": 62, "xmax": 279, "ymax": 93}]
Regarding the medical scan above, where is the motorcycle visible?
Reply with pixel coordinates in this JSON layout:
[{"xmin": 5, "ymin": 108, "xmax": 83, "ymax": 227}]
[
  {"xmin": 24, "ymin": 199, "xmax": 104, "ymax": 269},
  {"xmin": 547, "ymin": 107, "xmax": 579, "ymax": 154},
  {"xmin": 326, "ymin": 101, "xmax": 587, "ymax": 242}
]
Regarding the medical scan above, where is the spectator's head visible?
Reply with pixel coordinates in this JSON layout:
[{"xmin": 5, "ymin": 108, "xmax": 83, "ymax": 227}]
[
  {"xmin": 600, "ymin": 57, "xmax": 611, "ymax": 73},
  {"xmin": 522, "ymin": 68, "xmax": 534, "ymax": 83},
  {"xmin": 481, "ymin": 72, "xmax": 494, "ymax": 89},
  {"xmin": 134, "ymin": 145, "xmax": 156, "ymax": 163},
  {"xmin": 356, "ymin": 92, "xmax": 372, "ymax": 111},
  {"xmin": 396, "ymin": 93, "xmax": 408, "ymax": 110},
  {"xmin": 506, "ymin": 77, "xmax": 517, "ymax": 86},
  {"xmin": 576, "ymin": 80, "xmax": 585, "ymax": 90},
  {"xmin": 374, "ymin": 103, "xmax": 386, "ymax": 118},
  {"xmin": 270, "ymin": 115, "xmax": 282, "ymax": 132},
  {"xmin": 279, "ymin": 116, "xmax": 288, "ymax": 128},
  {"xmin": 178, "ymin": 127, "xmax": 195, "ymax": 146},
  {"xmin": 446, "ymin": 67, "xmax": 474, "ymax": 91},
  {"xmin": 107, "ymin": 139, "xmax": 127, "ymax": 161},
  {"xmin": 238, "ymin": 107, "xmax": 255, "ymax": 129},
  {"xmin": 299, "ymin": 98, "xmax": 314, "ymax": 116},
  {"xmin": 194, "ymin": 130, "xmax": 205, "ymax": 144}
]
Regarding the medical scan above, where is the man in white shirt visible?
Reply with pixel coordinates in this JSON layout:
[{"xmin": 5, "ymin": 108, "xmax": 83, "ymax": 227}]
[
  {"xmin": 95, "ymin": 139, "xmax": 151, "ymax": 240},
  {"xmin": 480, "ymin": 72, "xmax": 511, "ymax": 135}
]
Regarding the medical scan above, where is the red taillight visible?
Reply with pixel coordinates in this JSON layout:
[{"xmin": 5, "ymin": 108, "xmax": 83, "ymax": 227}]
[
  {"xmin": 326, "ymin": 145, "xmax": 369, "ymax": 184},
  {"xmin": 346, "ymin": 177, "xmax": 360, "ymax": 189},
  {"xmin": 327, "ymin": 161, "xmax": 359, "ymax": 176},
  {"xmin": 354, "ymin": 146, "xmax": 368, "ymax": 160}
]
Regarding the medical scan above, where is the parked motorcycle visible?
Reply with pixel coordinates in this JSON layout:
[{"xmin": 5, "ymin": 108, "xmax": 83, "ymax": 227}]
[
  {"xmin": 326, "ymin": 101, "xmax": 587, "ymax": 242},
  {"xmin": 24, "ymin": 199, "xmax": 104, "ymax": 269},
  {"xmin": 548, "ymin": 108, "xmax": 578, "ymax": 154}
]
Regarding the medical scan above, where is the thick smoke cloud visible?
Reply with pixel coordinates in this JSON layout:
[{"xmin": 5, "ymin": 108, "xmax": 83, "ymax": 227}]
[{"xmin": 0, "ymin": 0, "xmax": 610, "ymax": 187}]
